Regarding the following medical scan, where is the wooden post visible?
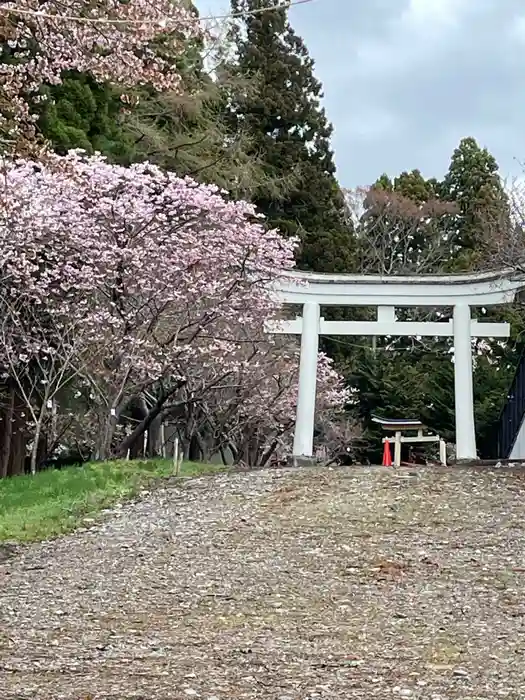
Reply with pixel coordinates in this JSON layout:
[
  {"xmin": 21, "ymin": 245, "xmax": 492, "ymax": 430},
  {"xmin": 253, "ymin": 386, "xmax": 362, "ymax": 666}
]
[
  {"xmin": 160, "ymin": 423, "xmax": 166, "ymax": 458},
  {"xmin": 394, "ymin": 431, "xmax": 402, "ymax": 467},
  {"xmin": 50, "ymin": 398, "xmax": 58, "ymax": 446},
  {"xmin": 439, "ymin": 439, "xmax": 447, "ymax": 466},
  {"xmin": 174, "ymin": 437, "xmax": 182, "ymax": 476},
  {"xmin": 143, "ymin": 430, "xmax": 148, "ymax": 459}
]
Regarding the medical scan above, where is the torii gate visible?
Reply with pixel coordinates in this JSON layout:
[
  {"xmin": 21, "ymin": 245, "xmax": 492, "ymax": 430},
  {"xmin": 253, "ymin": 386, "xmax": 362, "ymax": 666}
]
[{"xmin": 267, "ymin": 269, "xmax": 525, "ymax": 462}]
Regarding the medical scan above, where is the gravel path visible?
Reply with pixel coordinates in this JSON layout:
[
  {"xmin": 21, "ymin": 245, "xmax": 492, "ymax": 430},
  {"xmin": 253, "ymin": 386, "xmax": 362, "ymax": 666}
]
[{"xmin": 1, "ymin": 466, "xmax": 525, "ymax": 699}]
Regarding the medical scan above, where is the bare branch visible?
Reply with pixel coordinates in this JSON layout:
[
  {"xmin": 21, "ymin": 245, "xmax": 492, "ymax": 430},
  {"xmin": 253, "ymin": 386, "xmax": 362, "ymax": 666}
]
[{"xmin": 345, "ymin": 186, "xmax": 457, "ymax": 276}]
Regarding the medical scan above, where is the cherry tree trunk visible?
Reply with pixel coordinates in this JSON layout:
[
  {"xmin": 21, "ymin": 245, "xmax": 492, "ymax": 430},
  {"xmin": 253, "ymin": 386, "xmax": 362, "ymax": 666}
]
[{"xmin": 0, "ymin": 385, "xmax": 28, "ymax": 477}]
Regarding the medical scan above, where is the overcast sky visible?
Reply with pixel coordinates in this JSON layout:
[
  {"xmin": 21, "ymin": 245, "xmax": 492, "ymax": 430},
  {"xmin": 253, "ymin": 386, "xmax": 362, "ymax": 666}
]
[{"xmin": 197, "ymin": 0, "xmax": 525, "ymax": 188}]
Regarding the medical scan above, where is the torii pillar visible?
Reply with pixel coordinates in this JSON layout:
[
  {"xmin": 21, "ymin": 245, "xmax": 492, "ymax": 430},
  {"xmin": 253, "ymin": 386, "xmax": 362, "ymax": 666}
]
[
  {"xmin": 453, "ymin": 303, "xmax": 476, "ymax": 460},
  {"xmin": 293, "ymin": 301, "xmax": 320, "ymax": 457}
]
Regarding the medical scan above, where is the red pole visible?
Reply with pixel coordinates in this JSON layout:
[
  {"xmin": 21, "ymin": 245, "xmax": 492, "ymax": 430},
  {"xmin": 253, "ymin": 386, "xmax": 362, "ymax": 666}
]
[{"xmin": 382, "ymin": 440, "xmax": 392, "ymax": 466}]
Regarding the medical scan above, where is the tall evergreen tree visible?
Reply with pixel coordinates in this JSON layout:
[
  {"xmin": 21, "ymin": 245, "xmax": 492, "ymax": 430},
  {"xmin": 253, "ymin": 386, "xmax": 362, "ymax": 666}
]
[
  {"xmin": 440, "ymin": 136, "xmax": 510, "ymax": 270},
  {"xmin": 227, "ymin": 0, "xmax": 355, "ymax": 272}
]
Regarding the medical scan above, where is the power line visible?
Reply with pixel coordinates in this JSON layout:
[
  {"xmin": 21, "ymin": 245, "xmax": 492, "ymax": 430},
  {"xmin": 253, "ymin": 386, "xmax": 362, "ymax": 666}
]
[
  {"xmin": 0, "ymin": 0, "xmax": 314, "ymax": 26},
  {"xmin": 203, "ymin": 0, "xmax": 314, "ymax": 20}
]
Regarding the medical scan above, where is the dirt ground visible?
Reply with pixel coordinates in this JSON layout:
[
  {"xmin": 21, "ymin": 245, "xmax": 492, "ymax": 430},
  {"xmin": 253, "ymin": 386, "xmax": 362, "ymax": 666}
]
[{"xmin": 1, "ymin": 465, "xmax": 525, "ymax": 699}]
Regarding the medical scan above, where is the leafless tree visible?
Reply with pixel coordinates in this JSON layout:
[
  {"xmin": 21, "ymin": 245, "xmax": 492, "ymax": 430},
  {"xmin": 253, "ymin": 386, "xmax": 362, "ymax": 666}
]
[
  {"xmin": 345, "ymin": 186, "xmax": 457, "ymax": 276},
  {"xmin": 478, "ymin": 177, "xmax": 525, "ymax": 275}
]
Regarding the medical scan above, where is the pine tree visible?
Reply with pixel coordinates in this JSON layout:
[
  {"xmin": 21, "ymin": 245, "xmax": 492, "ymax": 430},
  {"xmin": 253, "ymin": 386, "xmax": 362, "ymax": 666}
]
[
  {"xmin": 126, "ymin": 52, "xmax": 273, "ymax": 195},
  {"xmin": 227, "ymin": 0, "xmax": 355, "ymax": 272}
]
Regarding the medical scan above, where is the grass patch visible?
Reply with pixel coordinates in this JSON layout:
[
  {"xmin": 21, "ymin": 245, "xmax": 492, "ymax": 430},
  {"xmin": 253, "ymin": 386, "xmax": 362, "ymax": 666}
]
[{"xmin": 0, "ymin": 459, "xmax": 224, "ymax": 543}]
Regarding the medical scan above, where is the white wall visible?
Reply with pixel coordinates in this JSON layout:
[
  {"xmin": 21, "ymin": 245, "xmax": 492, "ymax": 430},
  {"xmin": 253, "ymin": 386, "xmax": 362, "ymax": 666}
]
[{"xmin": 509, "ymin": 416, "xmax": 525, "ymax": 459}]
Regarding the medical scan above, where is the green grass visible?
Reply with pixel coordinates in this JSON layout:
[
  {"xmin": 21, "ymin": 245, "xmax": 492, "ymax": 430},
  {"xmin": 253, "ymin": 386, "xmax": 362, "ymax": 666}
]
[{"xmin": 0, "ymin": 459, "xmax": 225, "ymax": 543}]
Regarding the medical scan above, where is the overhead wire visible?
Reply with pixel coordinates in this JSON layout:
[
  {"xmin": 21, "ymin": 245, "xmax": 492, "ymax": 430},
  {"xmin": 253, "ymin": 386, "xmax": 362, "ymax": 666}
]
[{"xmin": 0, "ymin": 0, "xmax": 315, "ymax": 26}]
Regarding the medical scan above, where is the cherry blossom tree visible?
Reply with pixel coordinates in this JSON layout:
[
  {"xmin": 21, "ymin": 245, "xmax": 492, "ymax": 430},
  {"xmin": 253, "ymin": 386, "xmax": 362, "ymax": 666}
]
[
  {"xmin": 0, "ymin": 152, "xmax": 273, "ymax": 453},
  {"xmin": 0, "ymin": 150, "xmax": 352, "ymax": 468},
  {"xmin": 171, "ymin": 335, "xmax": 351, "ymax": 466},
  {"xmin": 0, "ymin": 0, "xmax": 201, "ymax": 146},
  {"xmin": 227, "ymin": 347, "xmax": 352, "ymax": 466},
  {"xmin": 0, "ymin": 295, "xmax": 95, "ymax": 473},
  {"xmin": 345, "ymin": 185, "xmax": 456, "ymax": 276}
]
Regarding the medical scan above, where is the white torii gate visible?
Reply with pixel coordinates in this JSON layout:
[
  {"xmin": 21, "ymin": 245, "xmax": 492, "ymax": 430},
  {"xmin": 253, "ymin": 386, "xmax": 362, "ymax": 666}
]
[{"xmin": 267, "ymin": 269, "xmax": 525, "ymax": 462}]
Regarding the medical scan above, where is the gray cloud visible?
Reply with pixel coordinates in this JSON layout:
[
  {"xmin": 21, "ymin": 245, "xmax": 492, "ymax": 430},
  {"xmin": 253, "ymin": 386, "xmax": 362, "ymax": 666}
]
[{"xmin": 198, "ymin": 0, "xmax": 525, "ymax": 187}]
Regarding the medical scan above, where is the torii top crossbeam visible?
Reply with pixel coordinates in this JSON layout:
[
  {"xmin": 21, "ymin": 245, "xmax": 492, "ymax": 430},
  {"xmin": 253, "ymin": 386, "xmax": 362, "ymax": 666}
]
[
  {"xmin": 271, "ymin": 268, "xmax": 525, "ymax": 306},
  {"xmin": 266, "ymin": 268, "xmax": 525, "ymax": 463}
]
